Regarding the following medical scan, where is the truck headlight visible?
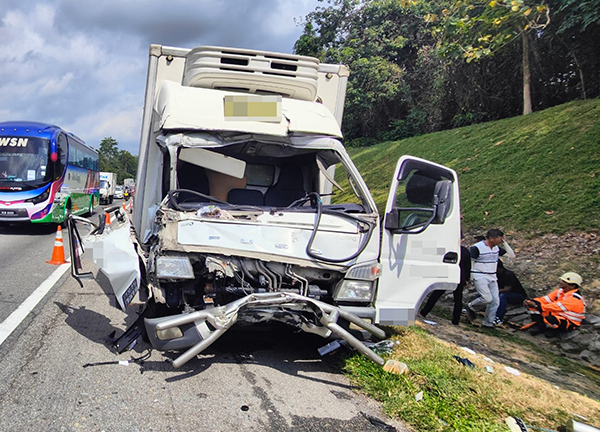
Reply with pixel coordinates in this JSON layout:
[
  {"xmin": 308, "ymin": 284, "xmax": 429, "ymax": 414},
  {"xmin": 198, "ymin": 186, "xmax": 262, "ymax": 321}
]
[
  {"xmin": 156, "ymin": 256, "xmax": 195, "ymax": 279},
  {"xmin": 334, "ymin": 280, "xmax": 374, "ymax": 302},
  {"xmin": 345, "ymin": 262, "xmax": 381, "ymax": 281},
  {"xmin": 156, "ymin": 327, "xmax": 184, "ymax": 340}
]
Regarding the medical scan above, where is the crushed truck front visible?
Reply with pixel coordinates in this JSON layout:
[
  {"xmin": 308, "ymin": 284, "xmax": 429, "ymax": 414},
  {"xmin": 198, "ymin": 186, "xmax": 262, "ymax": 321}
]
[{"xmin": 68, "ymin": 44, "xmax": 461, "ymax": 368}]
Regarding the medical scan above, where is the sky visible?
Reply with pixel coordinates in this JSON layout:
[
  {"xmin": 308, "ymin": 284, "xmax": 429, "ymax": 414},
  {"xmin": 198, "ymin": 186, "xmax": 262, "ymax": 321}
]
[{"xmin": 0, "ymin": 0, "xmax": 321, "ymax": 155}]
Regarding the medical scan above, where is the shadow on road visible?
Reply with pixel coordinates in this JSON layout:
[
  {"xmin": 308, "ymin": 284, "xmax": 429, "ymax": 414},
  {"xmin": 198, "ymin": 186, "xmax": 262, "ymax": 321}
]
[
  {"xmin": 54, "ymin": 301, "xmax": 123, "ymax": 351},
  {"xmin": 0, "ymin": 222, "xmax": 59, "ymax": 236},
  {"xmin": 138, "ymin": 323, "xmax": 356, "ymax": 390}
]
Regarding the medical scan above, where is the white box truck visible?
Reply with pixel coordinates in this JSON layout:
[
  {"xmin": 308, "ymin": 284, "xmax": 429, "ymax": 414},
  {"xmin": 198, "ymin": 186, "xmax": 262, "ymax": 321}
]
[
  {"xmin": 99, "ymin": 171, "xmax": 116, "ymax": 204},
  {"xmin": 69, "ymin": 44, "xmax": 461, "ymax": 368}
]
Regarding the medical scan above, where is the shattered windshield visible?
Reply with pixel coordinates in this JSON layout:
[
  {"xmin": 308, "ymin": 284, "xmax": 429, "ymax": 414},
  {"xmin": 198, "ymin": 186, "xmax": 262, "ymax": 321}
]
[
  {"xmin": 171, "ymin": 141, "xmax": 371, "ymax": 213},
  {"xmin": 0, "ymin": 136, "xmax": 50, "ymax": 187}
]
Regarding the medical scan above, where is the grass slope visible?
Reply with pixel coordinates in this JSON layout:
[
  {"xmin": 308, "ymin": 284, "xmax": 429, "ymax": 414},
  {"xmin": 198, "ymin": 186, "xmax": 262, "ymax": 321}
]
[
  {"xmin": 343, "ymin": 327, "xmax": 600, "ymax": 432},
  {"xmin": 348, "ymin": 99, "xmax": 600, "ymax": 234}
]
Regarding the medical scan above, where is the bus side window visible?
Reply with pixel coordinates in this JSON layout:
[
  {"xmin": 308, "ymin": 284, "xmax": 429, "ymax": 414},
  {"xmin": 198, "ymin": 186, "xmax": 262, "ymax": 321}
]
[{"xmin": 56, "ymin": 134, "xmax": 68, "ymax": 180}]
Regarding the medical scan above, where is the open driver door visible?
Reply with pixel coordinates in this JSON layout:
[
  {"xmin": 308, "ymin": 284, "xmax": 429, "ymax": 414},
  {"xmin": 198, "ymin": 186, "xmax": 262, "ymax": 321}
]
[{"xmin": 376, "ymin": 156, "xmax": 461, "ymax": 326}]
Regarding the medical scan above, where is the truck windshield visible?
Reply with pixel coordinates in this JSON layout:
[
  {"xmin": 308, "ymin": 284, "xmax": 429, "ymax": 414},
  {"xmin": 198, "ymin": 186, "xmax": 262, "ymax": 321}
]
[
  {"xmin": 0, "ymin": 137, "xmax": 50, "ymax": 186},
  {"xmin": 100, "ymin": 180, "xmax": 109, "ymax": 189},
  {"xmin": 172, "ymin": 143, "xmax": 371, "ymax": 213}
]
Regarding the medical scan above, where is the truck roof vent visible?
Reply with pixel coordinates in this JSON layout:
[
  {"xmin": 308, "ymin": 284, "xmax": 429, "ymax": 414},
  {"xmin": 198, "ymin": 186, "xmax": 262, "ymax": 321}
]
[{"xmin": 183, "ymin": 46, "xmax": 319, "ymax": 101}]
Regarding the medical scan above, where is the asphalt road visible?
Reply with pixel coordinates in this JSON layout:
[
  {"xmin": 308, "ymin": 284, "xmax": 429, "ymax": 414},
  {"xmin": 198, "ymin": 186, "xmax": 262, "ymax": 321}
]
[
  {"xmin": 0, "ymin": 221, "xmax": 61, "ymax": 323},
  {"xmin": 0, "ymin": 201, "xmax": 409, "ymax": 432}
]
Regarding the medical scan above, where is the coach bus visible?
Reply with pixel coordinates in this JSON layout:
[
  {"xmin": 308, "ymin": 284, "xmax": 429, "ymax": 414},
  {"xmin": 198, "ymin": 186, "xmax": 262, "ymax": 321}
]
[{"xmin": 0, "ymin": 121, "xmax": 100, "ymax": 224}]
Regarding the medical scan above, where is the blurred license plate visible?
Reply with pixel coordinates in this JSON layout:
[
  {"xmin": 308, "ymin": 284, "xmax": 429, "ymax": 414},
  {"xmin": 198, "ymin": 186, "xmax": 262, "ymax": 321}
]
[{"xmin": 224, "ymin": 95, "xmax": 281, "ymax": 122}]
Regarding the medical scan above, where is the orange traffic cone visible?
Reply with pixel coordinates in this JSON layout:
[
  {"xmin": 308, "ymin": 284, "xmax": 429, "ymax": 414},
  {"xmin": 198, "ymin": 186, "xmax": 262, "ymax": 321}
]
[
  {"xmin": 105, "ymin": 212, "xmax": 111, "ymax": 225},
  {"xmin": 46, "ymin": 225, "xmax": 68, "ymax": 265}
]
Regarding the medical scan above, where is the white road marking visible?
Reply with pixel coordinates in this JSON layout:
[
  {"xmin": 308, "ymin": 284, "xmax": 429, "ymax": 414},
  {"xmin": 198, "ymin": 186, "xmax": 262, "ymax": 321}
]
[{"xmin": 0, "ymin": 263, "xmax": 70, "ymax": 346}]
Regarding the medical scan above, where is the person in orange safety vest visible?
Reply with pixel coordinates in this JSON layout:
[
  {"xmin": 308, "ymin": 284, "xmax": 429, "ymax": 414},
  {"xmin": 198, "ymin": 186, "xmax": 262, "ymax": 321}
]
[{"xmin": 523, "ymin": 272, "xmax": 586, "ymax": 334}]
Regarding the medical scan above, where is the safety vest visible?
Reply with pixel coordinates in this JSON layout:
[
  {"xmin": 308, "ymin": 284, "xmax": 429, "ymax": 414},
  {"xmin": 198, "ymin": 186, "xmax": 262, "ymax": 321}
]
[
  {"xmin": 533, "ymin": 288, "xmax": 586, "ymax": 326},
  {"xmin": 470, "ymin": 240, "xmax": 500, "ymax": 276}
]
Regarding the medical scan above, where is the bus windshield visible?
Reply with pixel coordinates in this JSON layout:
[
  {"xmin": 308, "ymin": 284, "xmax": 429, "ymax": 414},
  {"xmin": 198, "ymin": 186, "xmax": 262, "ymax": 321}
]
[{"xmin": 0, "ymin": 137, "xmax": 50, "ymax": 186}]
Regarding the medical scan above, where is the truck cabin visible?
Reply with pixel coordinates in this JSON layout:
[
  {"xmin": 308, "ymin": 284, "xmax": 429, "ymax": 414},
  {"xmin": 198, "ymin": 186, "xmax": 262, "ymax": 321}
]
[{"xmin": 162, "ymin": 139, "xmax": 371, "ymax": 214}]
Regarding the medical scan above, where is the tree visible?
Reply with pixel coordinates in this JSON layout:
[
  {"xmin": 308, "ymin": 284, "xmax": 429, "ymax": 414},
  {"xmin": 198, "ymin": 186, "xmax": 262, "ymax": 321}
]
[
  {"xmin": 294, "ymin": 0, "xmax": 600, "ymax": 144},
  {"xmin": 430, "ymin": 0, "xmax": 550, "ymax": 115},
  {"xmin": 542, "ymin": 0, "xmax": 600, "ymax": 100},
  {"xmin": 97, "ymin": 137, "xmax": 137, "ymax": 184},
  {"xmin": 296, "ymin": 0, "xmax": 442, "ymax": 141},
  {"xmin": 98, "ymin": 137, "xmax": 119, "ymax": 172}
]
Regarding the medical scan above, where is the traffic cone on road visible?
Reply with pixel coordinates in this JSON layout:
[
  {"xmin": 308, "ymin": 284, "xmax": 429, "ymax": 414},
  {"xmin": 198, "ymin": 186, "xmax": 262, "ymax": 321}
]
[
  {"xmin": 46, "ymin": 225, "xmax": 68, "ymax": 265},
  {"xmin": 105, "ymin": 212, "xmax": 111, "ymax": 225}
]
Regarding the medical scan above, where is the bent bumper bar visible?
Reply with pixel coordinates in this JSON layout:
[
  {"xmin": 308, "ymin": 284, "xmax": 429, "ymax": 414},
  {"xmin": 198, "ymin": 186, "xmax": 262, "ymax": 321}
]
[{"xmin": 145, "ymin": 292, "xmax": 386, "ymax": 368}]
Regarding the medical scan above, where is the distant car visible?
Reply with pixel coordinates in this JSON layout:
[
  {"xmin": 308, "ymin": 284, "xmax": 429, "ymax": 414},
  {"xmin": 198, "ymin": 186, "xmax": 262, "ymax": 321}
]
[{"xmin": 114, "ymin": 185, "xmax": 124, "ymax": 199}]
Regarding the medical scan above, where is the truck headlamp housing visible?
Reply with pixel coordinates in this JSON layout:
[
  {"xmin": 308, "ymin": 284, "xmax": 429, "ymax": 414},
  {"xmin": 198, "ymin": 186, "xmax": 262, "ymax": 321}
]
[
  {"xmin": 334, "ymin": 280, "xmax": 374, "ymax": 302},
  {"xmin": 156, "ymin": 256, "xmax": 195, "ymax": 279},
  {"xmin": 345, "ymin": 262, "xmax": 381, "ymax": 281},
  {"xmin": 156, "ymin": 327, "xmax": 184, "ymax": 341}
]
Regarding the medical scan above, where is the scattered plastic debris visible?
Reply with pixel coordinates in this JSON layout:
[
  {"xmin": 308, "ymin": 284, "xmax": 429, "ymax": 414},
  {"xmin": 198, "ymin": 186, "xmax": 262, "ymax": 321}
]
[
  {"xmin": 415, "ymin": 391, "xmax": 424, "ymax": 402},
  {"xmin": 366, "ymin": 339, "xmax": 400, "ymax": 355},
  {"xmin": 460, "ymin": 347, "xmax": 477, "ymax": 355},
  {"xmin": 318, "ymin": 340, "xmax": 342, "ymax": 356},
  {"xmin": 383, "ymin": 359, "xmax": 408, "ymax": 375},
  {"xmin": 567, "ymin": 419, "xmax": 600, "ymax": 432},
  {"xmin": 485, "ymin": 365, "xmax": 494, "ymax": 373},
  {"xmin": 506, "ymin": 416, "xmax": 559, "ymax": 432},
  {"xmin": 423, "ymin": 319, "xmax": 438, "ymax": 325},
  {"xmin": 453, "ymin": 356, "xmax": 475, "ymax": 369},
  {"xmin": 504, "ymin": 366, "xmax": 521, "ymax": 376},
  {"xmin": 482, "ymin": 357, "xmax": 495, "ymax": 363}
]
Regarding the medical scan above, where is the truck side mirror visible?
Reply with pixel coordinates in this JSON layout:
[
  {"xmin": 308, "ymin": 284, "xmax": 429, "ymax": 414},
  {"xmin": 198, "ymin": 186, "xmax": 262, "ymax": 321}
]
[
  {"xmin": 384, "ymin": 207, "xmax": 435, "ymax": 234},
  {"xmin": 432, "ymin": 179, "xmax": 452, "ymax": 224}
]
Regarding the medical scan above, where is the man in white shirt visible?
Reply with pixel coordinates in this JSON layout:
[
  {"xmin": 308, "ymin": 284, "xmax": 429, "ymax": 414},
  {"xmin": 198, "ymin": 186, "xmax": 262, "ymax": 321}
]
[{"xmin": 466, "ymin": 229, "xmax": 515, "ymax": 327}]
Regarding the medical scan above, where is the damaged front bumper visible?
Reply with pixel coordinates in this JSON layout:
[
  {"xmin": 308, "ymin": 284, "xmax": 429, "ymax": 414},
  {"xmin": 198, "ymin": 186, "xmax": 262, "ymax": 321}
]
[{"xmin": 144, "ymin": 291, "xmax": 387, "ymax": 368}]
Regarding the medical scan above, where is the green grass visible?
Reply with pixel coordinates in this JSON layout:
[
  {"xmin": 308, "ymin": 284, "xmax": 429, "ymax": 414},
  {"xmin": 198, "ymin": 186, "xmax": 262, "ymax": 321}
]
[
  {"xmin": 339, "ymin": 101, "xmax": 600, "ymax": 430},
  {"xmin": 347, "ymin": 99, "xmax": 600, "ymax": 234},
  {"xmin": 342, "ymin": 327, "xmax": 600, "ymax": 432}
]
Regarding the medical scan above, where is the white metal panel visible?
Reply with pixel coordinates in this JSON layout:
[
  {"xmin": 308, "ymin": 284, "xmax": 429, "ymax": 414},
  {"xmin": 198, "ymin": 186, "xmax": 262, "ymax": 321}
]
[
  {"xmin": 156, "ymin": 81, "xmax": 342, "ymax": 138},
  {"xmin": 376, "ymin": 156, "xmax": 461, "ymax": 326},
  {"xmin": 177, "ymin": 211, "xmax": 379, "ymax": 264},
  {"xmin": 316, "ymin": 64, "xmax": 349, "ymax": 127},
  {"xmin": 179, "ymin": 148, "xmax": 246, "ymax": 179},
  {"xmin": 85, "ymin": 221, "xmax": 141, "ymax": 310}
]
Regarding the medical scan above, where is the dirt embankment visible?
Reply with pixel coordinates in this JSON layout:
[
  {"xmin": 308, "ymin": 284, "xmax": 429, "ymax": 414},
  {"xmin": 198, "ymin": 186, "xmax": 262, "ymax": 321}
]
[
  {"xmin": 498, "ymin": 230, "xmax": 600, "ymax": 315},
  {"xmin": 419, "ymin": 230, "xmax": 600, "ymax": 400}
]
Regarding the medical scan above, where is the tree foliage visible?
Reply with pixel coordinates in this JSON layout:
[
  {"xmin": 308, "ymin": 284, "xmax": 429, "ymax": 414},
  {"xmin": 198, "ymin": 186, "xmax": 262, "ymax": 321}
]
[
  {"xmin": 294, "ymin": 0, "xmax": 600, "ymax": 144},
  {"xmin": 98, "ymin": 137, "xmax": 137, "ymax": 184},
  {"xmin": 432, "ymin": 0, "xmax": 549, "ymax": 62}
]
